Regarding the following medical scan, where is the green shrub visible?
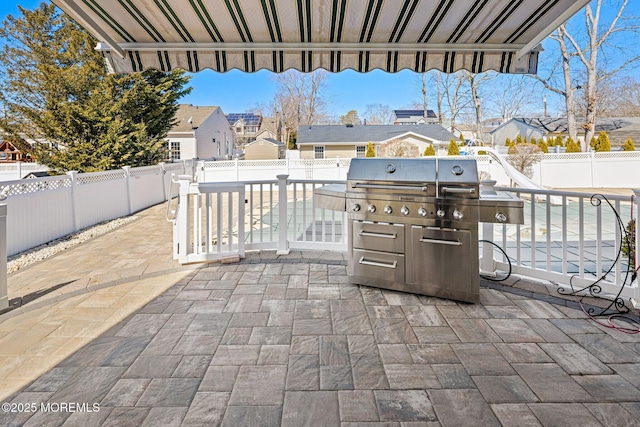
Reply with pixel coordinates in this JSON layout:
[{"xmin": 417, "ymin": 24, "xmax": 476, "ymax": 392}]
[
  {"xmin": 365, "ymin": 142, "xmax": 376, "ymax": 157},
  {"xmin": 538, "ymin": 140, "xmax": 549, "ymax": 153},
  {"xmin": 565, "ymin": 137, "xmax": 581, "ymax": 152},
  {"xmin": 623, "ymin": 138, "xmax": 636, "ymax": 151},
  {"xmin": 595, "ymin": 132, "xmax": 611, "ymax": 152},
  {"xmin": 423, "ymin": 144, "xmax": 436, "ymax": 156},
  {"xmin": 447, "ymin": 138, "xmax": 460, "ymax": 155}
]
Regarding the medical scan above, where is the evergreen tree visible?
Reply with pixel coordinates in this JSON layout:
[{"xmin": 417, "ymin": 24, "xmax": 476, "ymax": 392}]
[
  {"xmin": 459, "ymin": 133, "xmax": 465, "ymax": 146},
  {"xmin": 566, "ymin": 137, "xmax": 581, "ymax": 152},
  {"xmin": 515, "ymin": 135, "xmax": 523, "ymax": 145},
  {"xmin": 623, "ymin": 137, "xmax": 636, "ymax": 151},
  {"xmin": 538, "ymin": 140, "xmax": 549, "ymax": 153},
  {"xmin": 365, "ymin": 142, "xmax": 376, "ymax": 157},
  {"xmin": 447, "ymin": 138, "xmax": 460, "ymax": 155},
  {"xmin": 595, "ymin": 132, "xmax": 611, "ymax": 152},
  {"xmin": 589, "ymin": 136, "xmax": 598, "ymax": 151},
  {"xmin": 529, "ymin": 136, "xmax": 537, "ymax": 146},
  {"xmin": 554, "ymin": 135, "xmax": 564, "ymax": 147},
  {"xmin": 423, "ymin": 144, "xmax": 436, "ymax": 156},
  {"xmin": 0, "ymin": 4, "xmax": 191, "ymax": 173},
  {"xmin": 505, "ymin": 137, "xmax": 513, "ymax": 147}
]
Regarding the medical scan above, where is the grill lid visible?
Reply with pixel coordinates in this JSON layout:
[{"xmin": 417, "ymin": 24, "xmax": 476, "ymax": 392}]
[{"xmin": 347, "ymin": 158, "xmax": 437, "ymax": 185}]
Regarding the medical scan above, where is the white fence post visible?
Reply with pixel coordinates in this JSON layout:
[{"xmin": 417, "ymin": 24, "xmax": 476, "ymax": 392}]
[
  {"xmin": 123, "ymin": 166, "xmax": 132, "ymax": 214},
  {"xmin": 0, "ymin": 203, "xmax": 7, "ymax": 310},
  {"xmin": 235, "ymin": 158, "xmax": 240, "ymax": 181},
  {"xmin": 276, "ymin": 174, "xmax": 290, "ymax": 255},
  {"xmin": 159, "ymin": 162, "xmax": 168, "ymax": 201},
  {"xmin": 66, "ymin": 171, "xmax": 78, "ymax": 232}
]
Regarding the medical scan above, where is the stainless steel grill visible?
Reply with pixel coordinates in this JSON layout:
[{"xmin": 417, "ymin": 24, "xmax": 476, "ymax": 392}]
[{"xmin": 315, "ymin": 157, "xmax": 524, "ymax": 303}]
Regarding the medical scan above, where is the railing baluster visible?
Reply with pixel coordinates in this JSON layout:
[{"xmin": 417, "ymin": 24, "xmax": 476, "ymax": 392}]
[
  {"xmin": 293, "ymin": 182, "xmax": 298, "ymax": 243},
  {"xmin": 217, "ymin": 192, "xmax": 222, "ymax": 253},
  {"xmin": 270, "ymin": 182, "xmax": 274, "ymax": 243},
  {"xmin": 562, "ymin": 195, "xmax": 568, "ymax": 277},
  {"xmin": 260, "ymin": 183, "xmax": 264, "ymax": 243},
  {"xmin": 596, "ymin": 199, "xmax": 602, "ymax": 279},
  {"xmin": 614, "ymin": 199, "xmax": 622, "ymax": 284},
  {"xmin": 530, "ymin": 194, "xmax": 536, "ymax": 270},
  {"xmin": 227, "ymin": 191, "xmax": 234, "ymax": 251},
  {"xmin": 249, "ymin": 184, "xmax": 254, "ymax": 244},
  {"xmin": 206, "ymin": 192, "xmax": 212, "ymax": 253},
  {"xmin": 546, "ymin": 193, "xmax": 551, "ymax": 272},
  {"xmin": 302, "ymin": 184, "xmax": 307, "ymax": 241},
  {"xmin": 578, "ymin": 197, "xmax": 585, "ymax": 280}
]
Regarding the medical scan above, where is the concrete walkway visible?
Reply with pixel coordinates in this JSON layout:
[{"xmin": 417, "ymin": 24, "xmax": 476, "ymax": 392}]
[{"xmin": 1, "ymin": 202, "xmax": 640, "ymax": 426}]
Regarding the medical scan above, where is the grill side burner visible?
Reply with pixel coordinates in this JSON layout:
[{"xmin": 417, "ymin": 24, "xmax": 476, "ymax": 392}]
[{"xmin": 315, "ymin": 157, "xmax": 523, "ymax": 303}]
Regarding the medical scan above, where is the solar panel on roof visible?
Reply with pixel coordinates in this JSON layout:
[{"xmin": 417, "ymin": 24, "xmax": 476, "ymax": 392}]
[{"xmin": 226, "ymin": 113, "xmax": 261, "ymax": 126}]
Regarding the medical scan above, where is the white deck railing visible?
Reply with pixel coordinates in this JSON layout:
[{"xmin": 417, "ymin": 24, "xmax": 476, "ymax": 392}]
[{"xmin": 173, "ymin": 176, "xmax": 640, "ymax": 308}]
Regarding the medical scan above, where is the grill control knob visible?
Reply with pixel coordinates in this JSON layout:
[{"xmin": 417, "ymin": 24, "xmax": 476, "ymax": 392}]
[
  {"xmin": 367, "ymin": 204, "xmax": 376, "ymax": 213},
  {"xmin": 436, "ymin": 209, "xmax": 445, "ymax": 218},
  {"xmin": 400, "ymin": 206, "xmax": 410, "ymax": 216},
  {"xmin": 383, "ymin": 205, "xmax": 393, "ymax": 214},
  {"xmin": 418, "ymin": 207, "xmax": 427, "ymax": 217},
  {"xmin": 495, "ymin": 212, "xmax": 507, "ymax": 223},
  {"xmin": 352, "ymin": 204, "xmax": 361, "ymax": 212},
  {"xmin": 452, "ymin": 210, "xmax": 464, "ymax": 220}
]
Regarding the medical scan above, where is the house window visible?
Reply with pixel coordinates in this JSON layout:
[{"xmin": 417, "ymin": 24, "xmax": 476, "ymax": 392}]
[
  {"xmin": 167, "ymin": 141, "xmax": 180, "ymax": 161},
  {"xmin": 356, "ymin": 146, "xmax": 366, "ymax": 158},
  {"xmin": 314, "ymin": 146, "xmax": 325, "ymax": 159},
  {"xmin": 236, "ymin": 126, "xmax": 242, "ymax": 133}
]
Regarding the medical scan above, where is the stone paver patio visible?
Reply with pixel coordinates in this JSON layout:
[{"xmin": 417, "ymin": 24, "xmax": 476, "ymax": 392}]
[{"xmin": 2, "ymin": 202, "xmax": 640, "ymax": 426}]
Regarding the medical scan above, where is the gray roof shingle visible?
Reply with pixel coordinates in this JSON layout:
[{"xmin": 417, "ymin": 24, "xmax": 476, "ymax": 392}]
[{"xmin": 297, "ymin": 124, "xmax": 455, "ymax": 145}]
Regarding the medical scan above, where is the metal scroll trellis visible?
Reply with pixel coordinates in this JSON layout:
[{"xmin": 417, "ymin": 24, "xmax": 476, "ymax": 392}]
[{"xmin": 557, "ymin": 194, "xmax": 639, "ymax": 327}]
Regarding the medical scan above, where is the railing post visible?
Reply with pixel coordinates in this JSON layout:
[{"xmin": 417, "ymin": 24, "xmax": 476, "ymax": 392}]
[
  {"xmin": 174, "ymin": 175, "xmax": 193, "ymax": 262},
  {"xmin": 633, "ymin": 189, "xmax": 640, "ymax": 307},
  {"xmin": 276, "ymin": 174, "xmax": 290, "ymax": 255},
  {"xmin": 235, "ymin": 158, "xmax": 240, "ymax": 181},
  {"xmin": 123, "ymin": 166, "xmax": 132, "ymax": 214},
  {"xmin": 66, "ymin": 171, "xmax": 78, "ymax": 232},
  {"xmin": 0, "ymin": 203, "xmax": 7, "ymax": 310}
]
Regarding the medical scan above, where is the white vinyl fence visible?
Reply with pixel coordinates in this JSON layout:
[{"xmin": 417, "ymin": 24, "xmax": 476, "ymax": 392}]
[
  {"xmin": 0, "ymin": 161, "xmax": 190, "ymax": 257},
  {"xmin": 198, "ymin": 151, "xmax": 640, "ymax": 189}
]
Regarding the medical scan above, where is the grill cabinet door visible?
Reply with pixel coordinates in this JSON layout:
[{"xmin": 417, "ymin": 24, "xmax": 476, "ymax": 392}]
[{"xmin": 408, "ymin": 225, "xmax": 478, "ymax": 303}]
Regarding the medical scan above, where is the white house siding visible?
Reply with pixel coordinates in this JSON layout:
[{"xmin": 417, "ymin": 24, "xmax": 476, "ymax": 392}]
[
  {"xmin": 166, "ymin": 135, "xmax": 197, "ymax": 160},
  {"xmin": 194, "ymin": 108, "xmax": 235, "ymax": 159},
  {"xmin": 491, "ymin": 121, "xmax": 544, "ymax": 146}
]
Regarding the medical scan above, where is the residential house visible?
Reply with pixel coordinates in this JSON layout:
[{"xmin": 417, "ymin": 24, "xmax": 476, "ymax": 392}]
[
  {"xmin": 244, "ymin": 138, "xmax": 286, "ymax": 160},
  {"xmin": 490, "ymin": 117, "xmax": 640, "ymax": 149},
  {"xmin": 227, "ymin": 113, "xmax": 262, "ymax": 148},
  {"xmin": 0, "ymin": 140, "xmax": 33, "ymax": 163},
  {"xmin": 297, "ymin": 124, "xmax": 456, "ymax": 159},
  {"xmin": 166, "ymin": 104, "xmax": 235, "ymax": 161},
  {"xmin": 391, "ymin": 109, "xmax": 439, "ymax": 125}
]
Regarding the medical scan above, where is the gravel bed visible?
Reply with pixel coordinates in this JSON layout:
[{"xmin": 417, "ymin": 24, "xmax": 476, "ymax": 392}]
[{"xmin": 7, "ymin": 216, "xmax": 138, "ymax": 274}]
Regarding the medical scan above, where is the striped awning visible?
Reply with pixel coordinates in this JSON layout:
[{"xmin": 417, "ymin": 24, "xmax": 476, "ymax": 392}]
[{"xmin": 52, "ymin": 0, "xmax": 590, "ymax": 74}]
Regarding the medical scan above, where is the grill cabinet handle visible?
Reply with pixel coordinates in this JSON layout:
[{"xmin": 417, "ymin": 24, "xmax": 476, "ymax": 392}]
[
  {"xmin": 358, "ymin": 257, "xmax": 398, "ymax": 269},
  {"xmin": 419, "ymin": 237, "xmax": 462, "ymax": 246},
  {"xmin": 359, "ymin": 230, "xmax": 397, "ymax": 239},
  {"xmin": 352, "ymin": 183, "xmax": 428, "ymax": 192},
  {"xmin": 441, "ymin": 187, "xmax": 476, "ymax": 194}
]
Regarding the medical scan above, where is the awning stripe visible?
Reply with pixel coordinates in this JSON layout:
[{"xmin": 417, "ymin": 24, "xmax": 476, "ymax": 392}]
[
  {"xmin": 224, "ymin": 0, "xmax": 253, "ymax": 42},
  {"xmin": 475, "ymin": 0, "xmax": 524, "ymax": 43},
  {"xmin": 300, "ymin": 0, "xmax": 312, "ymax": 42},
  {"xmin": 389, "ymin": 0, "xmax": 420, "ymax": 43},
  {"xmin": 360, "ymin": 0, "xmax": 384, "ymax": 43},
  {"xmin": 83, "ymin": 0, "xmax": 134, "ymax": 42},
  {"xmin": 189, "ymin": 0, "xmax": 224, "ymax": 42},
  {"xmin": 118, "ymin": 0, "xmax": 165, "ymax": 42},
  {"xmin": 499, "ymin": 52, "xmax": 513, "ymax": 72},
  {"xmin": 418, "ymin": 0, "xmax": 455, "ymax": 43},
  {"xmin": 505, "ymin": 0, "xmax": 561, "ymax": 43},
  {"xmin": 154, "ymin": 0, "xmax": 195, "ymax": 42},
  {"xmin": 261, "ymin": 0, "xmax": 283, "ymax": 43},
  {"xmin": 330, "ymin": 0, "xmax": 348, "ymax": 43},
  {"xmin": 447, "ymin": 0, "xmax": 489, "ymax": 43}
]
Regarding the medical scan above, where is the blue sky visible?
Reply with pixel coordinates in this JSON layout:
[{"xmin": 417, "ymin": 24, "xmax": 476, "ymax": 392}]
[{"xmin": 2, "ymin": 1, "xmax": 639, "ymax": 118}]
